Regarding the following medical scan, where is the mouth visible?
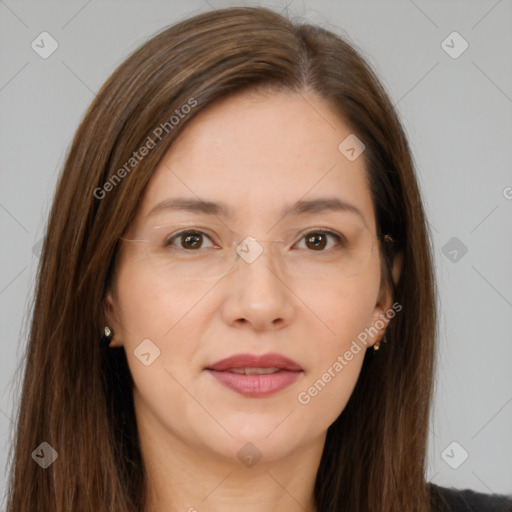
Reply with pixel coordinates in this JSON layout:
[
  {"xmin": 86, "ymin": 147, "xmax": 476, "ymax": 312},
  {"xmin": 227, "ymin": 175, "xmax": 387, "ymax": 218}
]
[
  {"xmin": 221, "ymin": 367, "xmax": 282, "ymax": 375},
  {"xmin": 205, "ymin": 353, "xmax": 304, "ymax": 398}
]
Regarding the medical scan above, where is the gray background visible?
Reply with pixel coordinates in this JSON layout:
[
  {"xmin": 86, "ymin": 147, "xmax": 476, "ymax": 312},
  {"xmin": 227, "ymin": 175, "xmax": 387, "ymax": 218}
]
[{"xmin": 1, "ymin": 0, "xmax": 511, "ymax": 505}]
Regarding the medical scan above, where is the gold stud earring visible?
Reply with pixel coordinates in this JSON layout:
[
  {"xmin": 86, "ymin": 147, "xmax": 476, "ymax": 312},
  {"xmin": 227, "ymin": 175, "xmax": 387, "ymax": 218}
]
[{"xmin": 373, "ymin": 333, "xmax": 388, "ymax": 351}]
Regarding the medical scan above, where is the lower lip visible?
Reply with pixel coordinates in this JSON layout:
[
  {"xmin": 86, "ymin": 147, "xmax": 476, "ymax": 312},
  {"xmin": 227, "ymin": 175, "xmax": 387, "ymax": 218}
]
[{"xmin": 206, "ymin": 369, "xmax": 303, "ymax": 397}]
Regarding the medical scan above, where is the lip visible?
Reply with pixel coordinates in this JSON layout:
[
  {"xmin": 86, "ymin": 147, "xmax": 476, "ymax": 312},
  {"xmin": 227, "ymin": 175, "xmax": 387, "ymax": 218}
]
[
  {"xmin": 205, "ymin": 353, "xmax": 304, "ymax": 398},
  {"xmin": 207, "ymin": 353, "xmax": 303, "ymax": 372}
]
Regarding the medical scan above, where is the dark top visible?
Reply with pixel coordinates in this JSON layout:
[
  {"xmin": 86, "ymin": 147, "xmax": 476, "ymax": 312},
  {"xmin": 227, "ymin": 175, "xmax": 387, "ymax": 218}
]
[{"xmin": 429, "ymin": 482, "xmax": 512, "ymax": 511}]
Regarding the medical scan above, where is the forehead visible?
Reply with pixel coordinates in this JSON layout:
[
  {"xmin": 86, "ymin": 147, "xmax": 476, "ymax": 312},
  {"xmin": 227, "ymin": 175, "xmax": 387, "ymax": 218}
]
[{"xmin": 135, "ymin": 90, "xmax": 376, "ymax": 232}]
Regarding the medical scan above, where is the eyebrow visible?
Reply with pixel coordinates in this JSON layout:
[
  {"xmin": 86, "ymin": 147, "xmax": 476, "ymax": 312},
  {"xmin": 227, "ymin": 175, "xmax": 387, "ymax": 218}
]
[{"xmin": 146, "ymin": 197, "xmax": 366, "ymax": 223}]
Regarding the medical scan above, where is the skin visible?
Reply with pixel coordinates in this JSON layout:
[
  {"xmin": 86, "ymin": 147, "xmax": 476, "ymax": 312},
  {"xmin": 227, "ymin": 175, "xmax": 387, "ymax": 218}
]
[{"xmin": 105, "ymin": 89, "xmax": 402, "ymax": 512}]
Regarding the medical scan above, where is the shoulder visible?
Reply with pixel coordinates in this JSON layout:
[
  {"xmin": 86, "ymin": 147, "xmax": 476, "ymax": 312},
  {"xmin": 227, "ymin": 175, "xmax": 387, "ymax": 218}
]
[{"xmin": 428, "ymin": 482, "xmax": 512, "ymax": 511}]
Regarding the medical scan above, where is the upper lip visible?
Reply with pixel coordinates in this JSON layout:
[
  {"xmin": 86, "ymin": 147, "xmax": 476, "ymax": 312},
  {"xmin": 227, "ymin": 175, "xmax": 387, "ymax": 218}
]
[{"xmin": 206, "ymin": 353, "xmax": 303, "ymax": 372}]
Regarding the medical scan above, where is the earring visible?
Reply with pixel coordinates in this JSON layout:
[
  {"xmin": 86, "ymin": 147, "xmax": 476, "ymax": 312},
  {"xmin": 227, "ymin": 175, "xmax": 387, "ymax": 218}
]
[
  {"xmin": 373, "ymin": 332, "xmax": 388, "ymax": 351},
  {"xmin": 102, "ymin": 326, "xmax": 114, "ymax": 347}
]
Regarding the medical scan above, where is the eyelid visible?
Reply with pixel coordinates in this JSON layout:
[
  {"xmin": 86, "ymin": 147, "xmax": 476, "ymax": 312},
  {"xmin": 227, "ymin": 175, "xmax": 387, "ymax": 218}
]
[
  {"xmin": 152, "ymin": 225, "xmax": 218, "ymax": 240},
  {"xmin": 294, "ymin": 227, "xmax": 344, "ymax": 239}
]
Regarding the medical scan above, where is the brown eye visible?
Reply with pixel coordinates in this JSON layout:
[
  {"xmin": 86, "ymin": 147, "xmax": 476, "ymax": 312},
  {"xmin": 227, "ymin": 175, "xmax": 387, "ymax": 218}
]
[
  {"xmin": 164, "ymin": 231, "xmax": 214, "ymax": 251},
  {"xmin": 295, "ymin": 230, "xmax": 343, "ymax": 252},
  {"xmin": 181, "ymin": 233, "xmax": 203, "ymax": 249},
  {"xmin": 305, "ymin": 233, "xmax": 327, "ymax": 250}
]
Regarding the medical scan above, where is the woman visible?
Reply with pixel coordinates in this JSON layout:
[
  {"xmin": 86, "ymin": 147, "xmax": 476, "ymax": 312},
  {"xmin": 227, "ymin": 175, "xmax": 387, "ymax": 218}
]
[{"xmin": 5, "ymin": 6, "xmax": 512, "ymax": 512}]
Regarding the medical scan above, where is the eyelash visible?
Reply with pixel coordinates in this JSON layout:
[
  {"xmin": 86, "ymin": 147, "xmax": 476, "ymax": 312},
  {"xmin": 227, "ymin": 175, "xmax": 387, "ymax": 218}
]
[{"xmin": 163, "ymin": 229, "xmax": 346, "ymax": 251}]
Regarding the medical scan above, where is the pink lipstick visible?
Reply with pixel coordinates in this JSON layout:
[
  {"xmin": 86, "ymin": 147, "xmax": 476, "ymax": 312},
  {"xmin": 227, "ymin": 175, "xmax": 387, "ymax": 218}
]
[{"xmin": 205, "ymin": 353, "xmax": 303, "ymax": 398}]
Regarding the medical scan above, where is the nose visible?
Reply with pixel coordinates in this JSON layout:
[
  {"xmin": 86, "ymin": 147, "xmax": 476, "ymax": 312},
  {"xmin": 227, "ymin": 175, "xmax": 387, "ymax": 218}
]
[{"xmin": 220, "ymin": 238, "xmax": 295, "ymax": 332}]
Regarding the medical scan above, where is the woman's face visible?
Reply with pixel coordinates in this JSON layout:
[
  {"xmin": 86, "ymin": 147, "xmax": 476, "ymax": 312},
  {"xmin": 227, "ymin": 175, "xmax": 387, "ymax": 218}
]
[{"xmin": 106, "ymin": 90, "xmax": 397, "ymax": 466}]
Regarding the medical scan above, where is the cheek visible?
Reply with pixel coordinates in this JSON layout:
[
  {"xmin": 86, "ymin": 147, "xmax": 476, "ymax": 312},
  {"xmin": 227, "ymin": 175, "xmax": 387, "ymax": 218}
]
[
  {"xmin": 112, "ymin": 263, "xmax": 218, "ymax": 402},
  {"xmin": 293, "ymin": 314, "xmax": 370, "ymax": 434},
  {"xmin": 291, "ymin": 272, "xmax": 379, "ymax": 423},
  {"xmin": 114, "ymin": 261, "xmax": 215, "ymax": 342},
  {"xmin": 296, "ymin": 348, "xmax": 365, "ymax": 433},
  {"xmin": 113, "ymin": 267, "xmax": 214, "ymax": 431},
  {"xmin": 295, "ymin": 264, "xmax": 380, "ymax": 351},
  {"xmin": 308, "ymin": 284, "xmax": 376, "ymax": 333}
]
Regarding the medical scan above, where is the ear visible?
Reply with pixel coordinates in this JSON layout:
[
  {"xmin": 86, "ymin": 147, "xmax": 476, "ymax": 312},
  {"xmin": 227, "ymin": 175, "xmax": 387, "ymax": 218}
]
[
  {"xmin": 104, "ymin": 289, "xmax": 124, "ymax": 348},
  {"xmin": 369, "ymin": 251, "xmax": 403, "ymax": 347}
]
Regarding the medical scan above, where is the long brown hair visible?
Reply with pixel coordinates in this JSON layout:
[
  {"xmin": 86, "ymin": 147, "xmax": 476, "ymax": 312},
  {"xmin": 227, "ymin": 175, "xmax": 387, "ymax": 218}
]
[{"xmin": 5, "ymin": 6, "xmax": 437, "ymax": 511}]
